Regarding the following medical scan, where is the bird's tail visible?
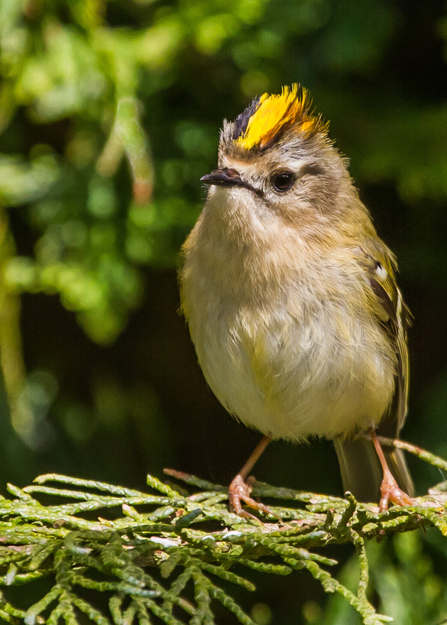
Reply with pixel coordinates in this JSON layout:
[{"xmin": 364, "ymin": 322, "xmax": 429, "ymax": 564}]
[{"xmin": 334, "ymin": 436, "xmax": 414, "ymax": 504}]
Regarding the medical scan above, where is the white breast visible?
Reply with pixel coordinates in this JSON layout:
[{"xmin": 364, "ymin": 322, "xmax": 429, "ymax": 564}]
[
  {"xmin": 185, "ymin": 284, "xmax": 395, "ymax": 441},
  {"xmin": 181, "ymin": 190, "xmax": 396, "ymax": 442}
]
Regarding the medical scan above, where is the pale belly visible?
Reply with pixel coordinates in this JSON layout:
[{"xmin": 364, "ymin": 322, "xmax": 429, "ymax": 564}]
[{"xmin": 189, "ymin": 296, "xmax": 396, "ymax": 442}]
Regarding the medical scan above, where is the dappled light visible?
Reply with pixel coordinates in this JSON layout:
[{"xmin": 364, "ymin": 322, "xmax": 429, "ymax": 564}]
[{"xmin": 1, "ymin": 1, "xmax": 447, "ymax": 623}]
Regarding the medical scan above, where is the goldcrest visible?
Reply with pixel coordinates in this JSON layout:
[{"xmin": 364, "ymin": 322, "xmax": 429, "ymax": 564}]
[{"xmin": 180, "ymin": 85, "xmax": 414, "ymax": 515}]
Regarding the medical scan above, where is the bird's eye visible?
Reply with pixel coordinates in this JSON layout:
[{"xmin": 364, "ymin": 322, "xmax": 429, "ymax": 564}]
[{"xmin": 272, "ymin": 171, "xmax": 295, "ymax": 192}]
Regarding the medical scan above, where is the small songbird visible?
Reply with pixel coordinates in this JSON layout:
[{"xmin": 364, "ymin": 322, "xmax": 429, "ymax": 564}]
[{"xmin": 180, "ymin": 84, "xmax": 414, "ymax": 517}]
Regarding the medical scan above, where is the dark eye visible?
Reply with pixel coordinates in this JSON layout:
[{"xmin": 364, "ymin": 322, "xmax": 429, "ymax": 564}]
[{"xmin": 272, "ymin": 171, "xmax": 295, "ymax": 192}]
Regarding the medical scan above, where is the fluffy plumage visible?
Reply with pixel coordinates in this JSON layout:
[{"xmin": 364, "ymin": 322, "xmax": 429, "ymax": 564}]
[{"xmin": 180, "ymin": 84, "xmax": 413, "ymax": 502}]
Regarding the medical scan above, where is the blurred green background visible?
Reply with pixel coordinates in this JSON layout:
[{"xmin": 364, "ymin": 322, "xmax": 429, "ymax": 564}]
[{"xmin": 2, "ymin": 0, "xmax": 447, "ymax": 623}]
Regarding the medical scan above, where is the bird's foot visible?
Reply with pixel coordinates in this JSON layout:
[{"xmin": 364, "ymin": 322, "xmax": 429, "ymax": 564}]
[
  {"xmin": 229, "ymin": 474, "xmax": 273, "ymax": 520},
  {"xmin": 379, "ymin": 468, "xmax": 417, "ymax": 512}
]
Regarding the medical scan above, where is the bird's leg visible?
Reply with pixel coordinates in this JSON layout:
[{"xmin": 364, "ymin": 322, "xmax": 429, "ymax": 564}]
[
  {"xmin": 229, "ymin": 435, "xmax": 272, "ymax": 519},
  {"xmin": 369, "ymin": 428, "xmax": 416, "ymax": 512}
]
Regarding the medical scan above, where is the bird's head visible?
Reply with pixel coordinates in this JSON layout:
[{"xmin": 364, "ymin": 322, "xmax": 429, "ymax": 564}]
[{"xmin": 202, "ymin": 85, "xmax": 356, "ymax": 230}]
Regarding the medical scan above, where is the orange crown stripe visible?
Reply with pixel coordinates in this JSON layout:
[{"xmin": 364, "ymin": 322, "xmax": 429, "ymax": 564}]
[{"xmin": 235, "ymin": 84, "xmax": 322, "ymax": 150}]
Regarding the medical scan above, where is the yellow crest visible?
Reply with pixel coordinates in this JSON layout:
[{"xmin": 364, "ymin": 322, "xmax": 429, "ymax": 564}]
[{"xmin": 235, "ymin": 84, "xmax": 322, "ymax": 150}]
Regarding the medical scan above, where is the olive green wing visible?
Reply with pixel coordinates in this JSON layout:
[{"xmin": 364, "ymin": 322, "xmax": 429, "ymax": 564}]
[
  {"xmin": 362, "ymin": 239, "xmax": 411, "ymax": 434},
  {"xmin": 334, "ymin": 240, "xmax": 414, "ymax": 501}
]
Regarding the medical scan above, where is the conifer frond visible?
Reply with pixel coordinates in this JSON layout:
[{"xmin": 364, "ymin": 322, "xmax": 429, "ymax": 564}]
[{"xmin": 0, "ymin": 440, "xmax": 445, "ymax": 624}]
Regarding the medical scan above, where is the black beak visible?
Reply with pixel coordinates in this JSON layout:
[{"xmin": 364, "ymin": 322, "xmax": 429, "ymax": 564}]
[{"xmin": 200, "ymin": 168, "xmax": 261, "ymax": 195}]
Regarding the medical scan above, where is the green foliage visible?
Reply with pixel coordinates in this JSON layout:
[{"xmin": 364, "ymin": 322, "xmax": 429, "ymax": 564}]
[
  {"xmin": 0, "ymin": 441, "xmax": 445, "ymax": 625},
  {"xmin": 322, "ymin": 532, "xmax": 447, "ymax": 625},
  {"xmin": 2, "ymin": 0, "xmax": 442, "ymax": 342},
  {"xmin": 2, "ymin": 2, "xmax": 447, "ymax": 623},
  {"xmin": 0, "ymin": 0, "xmax": 446, "ymax": 349}
]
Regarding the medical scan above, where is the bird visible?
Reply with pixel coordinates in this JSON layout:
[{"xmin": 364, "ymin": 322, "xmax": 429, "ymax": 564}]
[{"xmin": 179, "ymin": 84, "xmax": 415, "ymax": 517}]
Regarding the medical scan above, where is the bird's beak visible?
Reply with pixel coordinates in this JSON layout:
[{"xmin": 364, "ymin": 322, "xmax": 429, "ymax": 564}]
[{"xmin": 200, "ymin": 168, "xmax": 261, "ymax": 195}]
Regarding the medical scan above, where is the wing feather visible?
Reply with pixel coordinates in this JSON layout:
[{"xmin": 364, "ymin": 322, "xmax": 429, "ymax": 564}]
[
  {"xmin": 360, "ymin": 241, "xmax": 411, "ymax": 433},
  {"xmin": 336, "ymin": 241, "xmax": 414, "ymax": 501}
]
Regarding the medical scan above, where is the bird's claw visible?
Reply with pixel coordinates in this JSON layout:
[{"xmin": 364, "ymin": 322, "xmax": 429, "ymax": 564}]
[
  {"xmin": 379, "ymin": 468, "xmax": 417, "ymax": 512},
  {"xmin": 229, "ymin": 474, "xmax": 273, "ymax": 520}
]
